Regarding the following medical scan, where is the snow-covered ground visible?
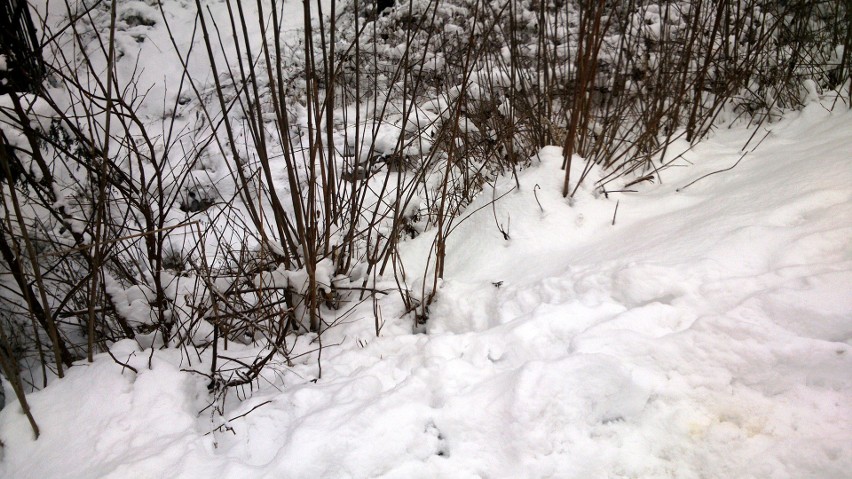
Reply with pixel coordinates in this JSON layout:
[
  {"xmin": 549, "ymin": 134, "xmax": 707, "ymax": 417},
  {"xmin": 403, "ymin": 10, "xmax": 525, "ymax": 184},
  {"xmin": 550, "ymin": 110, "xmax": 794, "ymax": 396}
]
[
  {"xmin": 1, "ymin": 94, "xmax": 850, "ymax": 477},
  {"xmin": 1, "ymin": 0, "xmax": 851, "ymax": 477}
]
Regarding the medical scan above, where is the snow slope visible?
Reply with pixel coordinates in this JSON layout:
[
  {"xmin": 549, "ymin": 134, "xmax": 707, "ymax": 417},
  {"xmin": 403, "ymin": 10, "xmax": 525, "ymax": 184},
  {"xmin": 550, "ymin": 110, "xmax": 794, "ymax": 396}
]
[{"xmin": 1, "ymin": 92, "xmax": 850, "ymax": 478}]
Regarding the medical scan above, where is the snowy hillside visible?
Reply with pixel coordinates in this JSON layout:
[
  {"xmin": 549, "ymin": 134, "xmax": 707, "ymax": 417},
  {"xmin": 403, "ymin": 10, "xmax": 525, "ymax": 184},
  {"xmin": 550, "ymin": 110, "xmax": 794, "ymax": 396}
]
[
  {"xmin": 1, "ymin": 96, "xmax": 850, "ymax": 478},
  {"xmin": 0, "ymin": 0, "xmax": 850, "ymax": 477}
]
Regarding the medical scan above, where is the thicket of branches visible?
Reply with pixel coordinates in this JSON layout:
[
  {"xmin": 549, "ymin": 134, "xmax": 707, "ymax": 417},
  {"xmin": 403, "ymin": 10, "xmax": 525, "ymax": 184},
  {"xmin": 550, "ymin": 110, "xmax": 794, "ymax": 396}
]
[{"xmin": 0, "ymin": 0, "xmax": 848, "ymax": 437}]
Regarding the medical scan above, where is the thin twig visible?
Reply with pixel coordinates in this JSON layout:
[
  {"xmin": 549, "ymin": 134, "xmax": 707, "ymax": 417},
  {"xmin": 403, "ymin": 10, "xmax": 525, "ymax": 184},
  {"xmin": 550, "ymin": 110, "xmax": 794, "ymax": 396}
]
[
  {"xmin": 37, "ymin": 221, "xmax": 199, "ymax": 258},
  {"xmin": 676, "ymin": 152, "xmax": 748, "ymax": 192},
  {"xmin": 611, "ymin": 200, "xmax": 619, "ymax": 226}
]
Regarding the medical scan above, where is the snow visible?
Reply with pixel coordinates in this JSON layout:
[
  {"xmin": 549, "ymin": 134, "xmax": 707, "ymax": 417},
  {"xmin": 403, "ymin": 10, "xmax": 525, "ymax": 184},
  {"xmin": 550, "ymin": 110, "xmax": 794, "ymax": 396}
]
[
  {"xmin": 1, "ymin": 96, "xmax": 850, "ymax": 478},
  {"xmin": 1, "ymin": 0, "xmax": 851, "ymax": 477}
]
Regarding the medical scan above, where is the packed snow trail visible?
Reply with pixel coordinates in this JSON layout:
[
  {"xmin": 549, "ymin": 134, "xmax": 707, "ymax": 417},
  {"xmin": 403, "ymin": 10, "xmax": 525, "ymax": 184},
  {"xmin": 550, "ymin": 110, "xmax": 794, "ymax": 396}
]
[{"xmin": 1, "ymin": 102, "xmax": 851, "ymax": 478}]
